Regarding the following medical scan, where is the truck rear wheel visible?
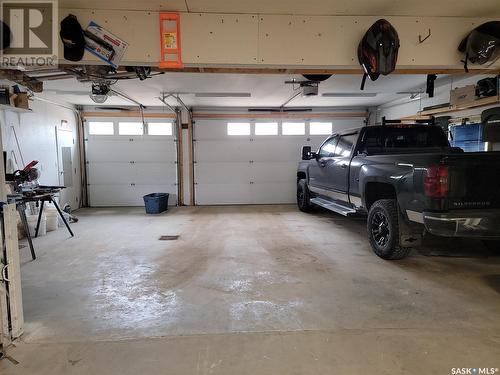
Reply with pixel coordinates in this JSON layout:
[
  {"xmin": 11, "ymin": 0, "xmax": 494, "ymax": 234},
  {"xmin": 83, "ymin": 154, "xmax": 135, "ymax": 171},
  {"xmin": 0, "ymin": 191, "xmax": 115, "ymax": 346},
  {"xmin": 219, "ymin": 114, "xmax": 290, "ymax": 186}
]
[
  {"xmin": 297, "ymin": 179, "xmax": 314, "ymax": 212},
  {"xmin": 367, "ymin": 199, "xmax": 411, "ymax": 260}
]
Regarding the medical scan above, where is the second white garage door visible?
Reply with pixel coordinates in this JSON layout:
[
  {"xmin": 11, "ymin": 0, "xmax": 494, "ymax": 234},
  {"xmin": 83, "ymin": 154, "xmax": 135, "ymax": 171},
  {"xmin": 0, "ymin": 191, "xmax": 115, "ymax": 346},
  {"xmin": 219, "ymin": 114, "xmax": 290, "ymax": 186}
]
[
  {"xmin": 86, "ymin": 120, "xmax": 178, "ymax": 207},
  {"xmin": 194, "ymin": 118, "xmax": 359, "ymax": 205}
]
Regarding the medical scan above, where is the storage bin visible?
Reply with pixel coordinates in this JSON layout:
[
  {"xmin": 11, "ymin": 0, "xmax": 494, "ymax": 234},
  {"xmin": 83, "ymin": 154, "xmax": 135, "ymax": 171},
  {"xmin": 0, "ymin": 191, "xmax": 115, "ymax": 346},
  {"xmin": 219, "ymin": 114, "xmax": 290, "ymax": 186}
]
[
  {"xmin": 27, "ymin": 214, "xmax": 46, "ymax": 236},
  {"xmin": 45, "ymin": 207, "xmax": 59, "ymax": 231},
  {"xmin": 143, "ymin": 193, "xmax": 169, "ymax": 214}
]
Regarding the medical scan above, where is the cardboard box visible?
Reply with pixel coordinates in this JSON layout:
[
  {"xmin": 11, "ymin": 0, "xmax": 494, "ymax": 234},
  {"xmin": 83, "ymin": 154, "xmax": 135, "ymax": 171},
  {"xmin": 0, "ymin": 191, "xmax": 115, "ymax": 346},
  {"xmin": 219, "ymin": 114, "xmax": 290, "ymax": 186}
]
[
  {"xmin": 0, "ymin": 88, "xmax": 9, "ymax": 105},
  {"xmin": 14, "ymin": 92, "xmax": 29, "ymax": 109},
  {"xmin": 450, "ymin": 85, "xmax": 477, "ymax": 107},
  {"xmin": 9, "ymin": 93, "xmax": 17, "ymax": 106}
]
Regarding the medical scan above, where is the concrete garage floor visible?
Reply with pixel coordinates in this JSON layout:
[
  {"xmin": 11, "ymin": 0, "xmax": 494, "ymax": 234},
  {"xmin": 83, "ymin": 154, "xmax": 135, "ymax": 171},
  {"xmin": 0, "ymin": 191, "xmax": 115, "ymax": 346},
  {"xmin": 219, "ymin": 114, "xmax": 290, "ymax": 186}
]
[{"xmin": 1, "ymin": 205, "xmax": 499, "ymax": 374}]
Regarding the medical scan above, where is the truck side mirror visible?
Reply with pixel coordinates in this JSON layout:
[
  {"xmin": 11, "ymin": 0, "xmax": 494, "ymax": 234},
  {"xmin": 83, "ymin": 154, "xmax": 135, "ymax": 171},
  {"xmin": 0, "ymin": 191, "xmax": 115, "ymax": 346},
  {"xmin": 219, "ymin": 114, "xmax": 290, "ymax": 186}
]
[{"xmin": 301, "ymin": 146, "xmax": 312, "ymax": 160}]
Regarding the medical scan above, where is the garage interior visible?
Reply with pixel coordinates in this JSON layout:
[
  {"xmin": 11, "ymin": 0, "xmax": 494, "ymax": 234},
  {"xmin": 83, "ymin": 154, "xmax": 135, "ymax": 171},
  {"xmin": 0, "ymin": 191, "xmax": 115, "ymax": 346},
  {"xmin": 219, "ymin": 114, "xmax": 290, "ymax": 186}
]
[{"xmin": 0, "ymin": 1, "xmax": 500, "ymax": 374}]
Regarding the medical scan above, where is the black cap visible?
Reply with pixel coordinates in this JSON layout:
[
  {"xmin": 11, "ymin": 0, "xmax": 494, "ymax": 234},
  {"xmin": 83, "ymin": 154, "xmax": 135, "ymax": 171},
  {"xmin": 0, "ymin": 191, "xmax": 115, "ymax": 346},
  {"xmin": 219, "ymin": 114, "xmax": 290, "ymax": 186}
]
[
  {"xmin": 60, "ymin": 14, "xmax": 85, "ymax": 61},
  {"xmin": 0, "ymin": 21, "xmax": 11, "ymax": 50}
]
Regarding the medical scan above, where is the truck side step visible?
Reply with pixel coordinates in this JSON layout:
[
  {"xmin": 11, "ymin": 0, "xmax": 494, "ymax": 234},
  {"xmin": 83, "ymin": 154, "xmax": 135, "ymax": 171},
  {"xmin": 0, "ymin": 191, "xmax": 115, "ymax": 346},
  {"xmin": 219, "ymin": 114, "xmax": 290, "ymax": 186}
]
[{"xmin": 310, "ymin": 197, "xmax": 357, "ymax": 216}]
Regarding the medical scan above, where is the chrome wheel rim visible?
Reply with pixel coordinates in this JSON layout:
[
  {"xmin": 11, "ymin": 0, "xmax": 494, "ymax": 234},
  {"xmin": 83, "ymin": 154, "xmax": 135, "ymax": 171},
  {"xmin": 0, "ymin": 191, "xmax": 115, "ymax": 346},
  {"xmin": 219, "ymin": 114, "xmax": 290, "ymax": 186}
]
[{"xmin": 371, "ymin": 211, "xmax": 390, "ymax": 247}]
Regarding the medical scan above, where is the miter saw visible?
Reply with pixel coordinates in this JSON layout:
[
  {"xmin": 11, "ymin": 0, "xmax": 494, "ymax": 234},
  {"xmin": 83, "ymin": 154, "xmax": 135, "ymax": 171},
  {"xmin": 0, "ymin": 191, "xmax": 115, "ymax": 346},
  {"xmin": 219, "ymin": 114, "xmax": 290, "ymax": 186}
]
[{"xmin": 6, "ymin": 160, "xmax": 41, "ymax": 194}]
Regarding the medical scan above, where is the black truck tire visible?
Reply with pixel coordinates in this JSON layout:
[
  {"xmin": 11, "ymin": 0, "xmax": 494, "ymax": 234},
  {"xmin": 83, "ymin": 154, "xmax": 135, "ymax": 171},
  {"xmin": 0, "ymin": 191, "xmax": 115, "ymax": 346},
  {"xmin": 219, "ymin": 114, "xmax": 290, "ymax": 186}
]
[
  {"xmin": 367, "ymin": 199, "xmax": 411, "ymax": 260},
  {"xmin": 297, "ymin": 179, "xmax": 314, "ymax": 212}
]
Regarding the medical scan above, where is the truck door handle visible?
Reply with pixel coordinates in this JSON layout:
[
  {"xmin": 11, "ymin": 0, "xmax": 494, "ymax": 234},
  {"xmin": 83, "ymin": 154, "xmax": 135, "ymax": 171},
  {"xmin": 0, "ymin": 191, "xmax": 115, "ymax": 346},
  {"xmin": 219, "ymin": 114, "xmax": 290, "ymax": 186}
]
[{"xmin": 341, "ymin": 164, "xmax": 348, "ymax": 169}]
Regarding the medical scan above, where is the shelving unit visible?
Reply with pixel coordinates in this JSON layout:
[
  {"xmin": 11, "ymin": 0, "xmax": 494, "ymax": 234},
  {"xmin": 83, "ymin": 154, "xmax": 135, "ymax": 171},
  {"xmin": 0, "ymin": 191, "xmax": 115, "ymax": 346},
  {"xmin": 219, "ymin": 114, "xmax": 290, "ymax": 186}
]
[
  {"xmin": 399, "ymin": 95, "xmax": 500, "ymax": 121},
  {"xmin": 418, "ymin": 96, "xmax": 500, "ymax": 117},
  {"xmin": 0, "ymin": 103, "xmax": 31, "ymax": 113}
]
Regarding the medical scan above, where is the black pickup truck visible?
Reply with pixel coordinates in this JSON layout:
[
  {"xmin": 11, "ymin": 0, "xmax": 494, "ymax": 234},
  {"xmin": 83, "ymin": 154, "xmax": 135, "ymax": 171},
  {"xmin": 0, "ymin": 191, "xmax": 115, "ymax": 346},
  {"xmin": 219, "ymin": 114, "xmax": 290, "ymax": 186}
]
[{"xmin": 297, "ymin": 124, "xmax": 500, "ymax": 260}]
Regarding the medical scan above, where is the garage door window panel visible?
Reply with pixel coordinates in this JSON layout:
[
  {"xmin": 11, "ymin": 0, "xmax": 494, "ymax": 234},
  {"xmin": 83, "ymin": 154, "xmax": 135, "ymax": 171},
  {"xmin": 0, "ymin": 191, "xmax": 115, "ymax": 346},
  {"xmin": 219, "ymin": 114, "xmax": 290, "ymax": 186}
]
[
  {"xmin": 88, "ymin": 121, "xmax": 114, "ymax": 135},
  {"xmin": 282, "ymin": 122, "xmax": 305, "ymax": 135},
  {"xmin": 227, "ymin": 122, "xmax": 250, "ymax": 136},
  {"xmin": 255, "ymin": 122, "xmax": 278, "ymax": 135},
  {"xmin": 310, "ymin": 122, "xmax": 333, "ymax": 135},
  {"xmin": 148, "ymin": 122, "xmax": 173, "ymax": 135},
  {"xmin": 119, "ymin": 122, "xmax": 144, "ymax": 135}
]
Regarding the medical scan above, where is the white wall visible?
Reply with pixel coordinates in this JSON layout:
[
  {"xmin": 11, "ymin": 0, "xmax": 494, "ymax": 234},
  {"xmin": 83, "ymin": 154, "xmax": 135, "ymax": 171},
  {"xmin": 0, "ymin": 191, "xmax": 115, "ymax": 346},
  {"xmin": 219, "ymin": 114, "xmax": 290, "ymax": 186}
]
[
  {"xmin": 0, "ymin": 99, "xmax": 81, "ymax": 210},
  {"xmin": 373, "ymin": 75, "xmax": 497, "ymax": 122}
]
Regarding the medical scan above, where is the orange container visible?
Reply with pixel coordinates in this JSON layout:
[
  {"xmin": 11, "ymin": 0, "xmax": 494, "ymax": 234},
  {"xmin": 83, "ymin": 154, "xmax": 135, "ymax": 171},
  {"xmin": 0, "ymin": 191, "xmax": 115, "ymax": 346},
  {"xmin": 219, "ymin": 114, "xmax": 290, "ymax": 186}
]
[{"xmin": 159, "ymin": 13, "xmax": 183, "ymax": 68}]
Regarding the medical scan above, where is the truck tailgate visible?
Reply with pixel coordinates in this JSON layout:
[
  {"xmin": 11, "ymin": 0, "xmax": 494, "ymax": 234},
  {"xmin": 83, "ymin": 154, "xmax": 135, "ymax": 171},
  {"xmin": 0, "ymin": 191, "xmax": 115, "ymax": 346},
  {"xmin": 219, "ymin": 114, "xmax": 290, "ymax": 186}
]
[{"xmin": 443, "ymin": 152, "xmax": 500, "ymax": 209}]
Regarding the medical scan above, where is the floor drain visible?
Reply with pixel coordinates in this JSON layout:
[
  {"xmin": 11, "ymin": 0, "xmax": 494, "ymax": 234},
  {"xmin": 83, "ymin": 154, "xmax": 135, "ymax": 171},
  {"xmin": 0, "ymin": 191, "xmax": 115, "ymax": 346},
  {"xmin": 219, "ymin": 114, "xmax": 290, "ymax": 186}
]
[{"xmin": 159, "ymin": 235, "xmax": 180, "ymax": 241}]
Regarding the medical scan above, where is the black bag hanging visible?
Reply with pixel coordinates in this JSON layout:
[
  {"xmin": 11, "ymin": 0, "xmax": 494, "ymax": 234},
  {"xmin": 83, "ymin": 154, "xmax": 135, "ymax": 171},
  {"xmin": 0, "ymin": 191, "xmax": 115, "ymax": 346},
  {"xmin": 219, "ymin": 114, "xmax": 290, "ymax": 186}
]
[{"xmin": 426, "ymin": 74, "xmax": 437, "ymax": 98}]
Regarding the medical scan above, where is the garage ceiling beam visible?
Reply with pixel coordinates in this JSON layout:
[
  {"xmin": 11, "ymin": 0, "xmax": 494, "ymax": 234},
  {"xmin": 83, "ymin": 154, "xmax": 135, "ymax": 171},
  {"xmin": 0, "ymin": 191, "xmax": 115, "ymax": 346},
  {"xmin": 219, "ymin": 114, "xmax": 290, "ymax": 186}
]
[
  {"xmin": 58, "ymin": 64, "xmax": 500, "ymax": 75},
  {"xmin": 156, "ymin": 67, "xmax": 500, "ymax": 75},
  {"xmin": 58, "ymin": 9, "xmax": 500, "ymax": 72}
]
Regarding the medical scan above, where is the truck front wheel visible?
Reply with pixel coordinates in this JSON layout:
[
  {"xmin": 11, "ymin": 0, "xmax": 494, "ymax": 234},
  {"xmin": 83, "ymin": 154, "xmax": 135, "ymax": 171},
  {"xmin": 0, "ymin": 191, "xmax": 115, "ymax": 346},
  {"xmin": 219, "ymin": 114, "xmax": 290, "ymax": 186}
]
[
  {"xmin": 297, "ymin": 179, "xmax": 314, "ymax": 212},
  {"xmin": 367, "ymin": 199, "xmax": 411, "ymax": 260}
]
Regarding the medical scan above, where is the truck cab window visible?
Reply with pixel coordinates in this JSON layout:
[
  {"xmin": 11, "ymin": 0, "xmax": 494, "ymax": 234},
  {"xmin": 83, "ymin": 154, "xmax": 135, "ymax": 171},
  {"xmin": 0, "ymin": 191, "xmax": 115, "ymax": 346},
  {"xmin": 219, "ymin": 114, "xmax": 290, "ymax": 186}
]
[
  {"xmin": 319, "ymin": 136, "xmax": 338, "ymax": 158},
  {"xmin": 335, "ymin": 134, "xmax": 357, "ymax": 157},
  {"xmin": 358, "ymin": 126, "xmax": 449, "ymax": 154}
]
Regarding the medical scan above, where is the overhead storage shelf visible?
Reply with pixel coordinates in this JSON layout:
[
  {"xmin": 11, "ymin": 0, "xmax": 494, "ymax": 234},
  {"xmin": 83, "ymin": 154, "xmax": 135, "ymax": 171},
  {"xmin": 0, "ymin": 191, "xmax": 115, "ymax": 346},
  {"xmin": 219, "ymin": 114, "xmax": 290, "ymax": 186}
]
[{"xmin": 417, "ymin": 96, "xmax": 500, "ymax": 117}]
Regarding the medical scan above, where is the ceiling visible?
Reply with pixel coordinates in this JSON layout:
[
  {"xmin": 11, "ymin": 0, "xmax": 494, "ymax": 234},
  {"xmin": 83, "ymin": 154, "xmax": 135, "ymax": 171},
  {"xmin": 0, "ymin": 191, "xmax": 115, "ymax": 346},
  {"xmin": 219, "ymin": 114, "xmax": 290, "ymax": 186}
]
[
  {"xmin": 39, "ymin": 73, "xmax": 474, "ymax": 108},
  {"xmin": 59, "ymin": 0, "xmax": 500, "ymax": 17}
]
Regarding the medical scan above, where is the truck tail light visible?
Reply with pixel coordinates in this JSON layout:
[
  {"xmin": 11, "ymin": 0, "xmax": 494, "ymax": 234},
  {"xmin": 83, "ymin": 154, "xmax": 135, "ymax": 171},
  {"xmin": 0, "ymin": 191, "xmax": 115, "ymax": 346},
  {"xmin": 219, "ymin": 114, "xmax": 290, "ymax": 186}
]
[{"xmin": 424, "ymin": 165, "xmax": 449, "ymax": 198}]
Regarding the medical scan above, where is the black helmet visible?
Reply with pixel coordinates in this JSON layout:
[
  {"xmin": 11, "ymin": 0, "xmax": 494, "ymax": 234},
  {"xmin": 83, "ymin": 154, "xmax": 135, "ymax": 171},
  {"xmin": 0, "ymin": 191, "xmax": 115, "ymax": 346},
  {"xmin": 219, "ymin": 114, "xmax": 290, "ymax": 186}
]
[
  {"xmin": 476, "ymin": 76, "xmax": 498, "ymax": 98},
  {"xmin": 358, "ymin": 19, "xmax": 400, "ymax": 90},
  {"xmin": 458, "ymin": 21, "xmax": 500, "ymax": 72}
]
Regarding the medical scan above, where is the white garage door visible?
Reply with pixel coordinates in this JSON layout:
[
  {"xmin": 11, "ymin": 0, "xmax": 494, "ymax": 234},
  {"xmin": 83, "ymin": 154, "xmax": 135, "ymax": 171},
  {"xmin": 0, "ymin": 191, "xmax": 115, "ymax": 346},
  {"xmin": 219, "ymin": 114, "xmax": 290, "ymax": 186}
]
[
  {"xmin": 194, "ymin": 119, "xmax": 359, "ymax": 205},
  {"xmin": 85, "ymin": 120, "xmax": 178, "ymax": 207}
]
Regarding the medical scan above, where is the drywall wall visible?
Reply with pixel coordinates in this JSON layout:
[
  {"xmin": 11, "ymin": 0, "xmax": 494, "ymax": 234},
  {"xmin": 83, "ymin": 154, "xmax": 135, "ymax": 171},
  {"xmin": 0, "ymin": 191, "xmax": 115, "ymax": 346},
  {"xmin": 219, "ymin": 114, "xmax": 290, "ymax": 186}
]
[{"xmin": 0, "ymin": 100, "xmax": 81, "ymax": 210}]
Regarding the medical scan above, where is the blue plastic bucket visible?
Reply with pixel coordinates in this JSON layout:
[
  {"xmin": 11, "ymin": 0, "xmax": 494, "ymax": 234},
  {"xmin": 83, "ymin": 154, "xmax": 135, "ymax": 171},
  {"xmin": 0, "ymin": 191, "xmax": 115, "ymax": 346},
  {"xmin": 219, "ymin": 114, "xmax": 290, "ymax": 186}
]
[{"xmin": 143, "ymin": 193, "xmax": 169, "ymax": 214}]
